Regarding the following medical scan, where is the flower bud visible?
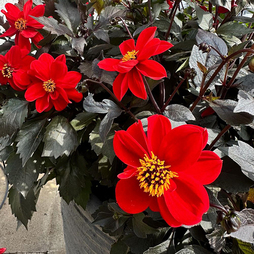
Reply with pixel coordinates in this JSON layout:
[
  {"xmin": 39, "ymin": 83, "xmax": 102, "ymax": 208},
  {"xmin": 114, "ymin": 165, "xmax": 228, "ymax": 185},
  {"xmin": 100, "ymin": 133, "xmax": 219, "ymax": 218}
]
[
  {"xmin": 249, "ymin": 57, "xmax": 254, "ymax": 72},
  {"xmin": 199, "ymin": 42, "xmax": 211, "ymax": 53}
]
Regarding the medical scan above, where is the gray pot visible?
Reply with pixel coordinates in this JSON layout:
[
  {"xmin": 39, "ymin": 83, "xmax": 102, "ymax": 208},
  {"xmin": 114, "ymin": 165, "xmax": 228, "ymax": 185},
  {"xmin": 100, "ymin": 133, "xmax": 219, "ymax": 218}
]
[{"xmin": 61, "ymin": 196, "xmax": 114, "ymax": 254}]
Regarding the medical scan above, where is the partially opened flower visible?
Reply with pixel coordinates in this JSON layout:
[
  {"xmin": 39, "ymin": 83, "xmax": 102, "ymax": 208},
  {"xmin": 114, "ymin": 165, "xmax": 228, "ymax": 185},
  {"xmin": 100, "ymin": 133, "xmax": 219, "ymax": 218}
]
[
  {"xmin": 0, "ymin": 0, "xmax": 45, "ymax": 51},
  {"xmin": 0, "ymin": 248, "xmax": 6, "ymax": 254},
  {"xmin": 25, "ymin": 53, "xmax": 83, "ymax": 113},
  {"xmin": 98, "ymin": 27, "xmax": 173, "ymax": 100},
  {"xmin": 0, "ymin": 45, "xmax": 35, "ymax": 90},
  {"xmin": 114, "ymin": 115, "xmax": 222, "ymax": 227}
]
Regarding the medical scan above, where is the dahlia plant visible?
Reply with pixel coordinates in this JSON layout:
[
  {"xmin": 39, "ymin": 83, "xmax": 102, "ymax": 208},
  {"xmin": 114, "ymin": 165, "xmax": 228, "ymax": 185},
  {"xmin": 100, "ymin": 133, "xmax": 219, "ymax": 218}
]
[{"xmin": 0, "ymin": 0, "xmax": 254, "ymax": 253}]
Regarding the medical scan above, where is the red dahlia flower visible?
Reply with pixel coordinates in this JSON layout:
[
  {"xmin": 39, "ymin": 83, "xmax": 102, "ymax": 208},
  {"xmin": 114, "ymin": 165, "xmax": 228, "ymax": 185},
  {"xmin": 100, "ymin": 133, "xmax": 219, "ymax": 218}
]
[
  {"xmin": 0, "ymin": 45, "xmax": 35, "ymax": 90},
  {"xmin": 114, "ymin": 115, "xmax": 222, "ymax": 227},
  {"xmin": 167, "ymin": 0, "xmax": 174, "ymax": 9},
  {"xmin": 0, "ymin": 248, "xmax": 6, "ymax": 254},
  {"xmin": 25, "ymin": 53, "xmax": 83, "ymax": 113},
  {"xmin": 0, "ymin": 0, "xmax": 45, "ymax": 51},
  {"xmin": 98, "ymin": 27, "xmax": 173, "ymax": 100}
]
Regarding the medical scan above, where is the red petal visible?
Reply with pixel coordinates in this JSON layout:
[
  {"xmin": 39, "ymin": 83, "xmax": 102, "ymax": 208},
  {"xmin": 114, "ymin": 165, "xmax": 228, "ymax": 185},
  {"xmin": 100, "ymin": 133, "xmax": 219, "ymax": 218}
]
[
  {"xmin": 65, "ymin": 88, "xmax": 83, "ymax": 102},
  {"xmin": 60, "ymin": 71, "xmax": 81, "ymax": 89},
  {"xmin": 27, "ymin": 17, "xmax": 44, "ymax": 29},
  {"xmin": 29, "ymin": 4, "xmax": 45, "ymax": 17},
  {"xmin": 0, "ymin": 26, "xmax": 17, "ymax": 37},
  {"xmin": 116, "ymin": 177, "xmax": 151, "ymax": 214},
  {"xmin": 127, "ymin": 120, "xmax": 149, "ymax": 152},
  {"xmin": 157, "ymin": 197, "xmax": 182, "ymax": 227},
  {"xmin": 119, "ymin": 39, "xmax": 135, "ymax": 55},
  {"xmin": 128, "ymin": 68, "xmax": 147, "ymax": 100},
  {"xmin": 5, "ymin": 46, "xmax": 21, "ymax": 68},
  {"xmin": 137, "ymin": 60, "xmax": 167, "ymax": 80},
  {"xmin": 31, "ymin": 53, "xmax": 54, "ymax": 80},
  {"xmin": 137, "ymin": 38, "xmax": 161, "ymax": 61},
  {"xmin": 153, "ymin": 41, "xmax": 173, "ymax": 56},
  {"xmin": 97, "ymin": 58, "xmax": 120, "ymax": 71},
  {"xmin": 55, "ymin": 54, "xmax": 66, "ymax": 63},
  {"xmin": 35, "ymin": 95, "xmax": 50, "ymax": 113},
  {"xmin": 13, "ymin": 71, "xmax": 30, "ymax": 89},
  {"xmin": 159, "ymin": 124, "xmax": 206, "ymax": 171},
  {"xmin": 113, "ymin": 130, "xmax": 148, "ymax": 168},
  {"xmin": 112, "ymin": 73, "xmax": 128, "ymax": 101},
  {"xmin": 31, "ymin": 32, "xmax": 43, "ymax": 48},
  {"xmin": 186, "ymin": 151, "xmax": 222, "ymax": 185},
  {"xmin": 118, "ymin": 166, "xmax": 137, "ymax": 179},
  {"xmin": 50, "ymin": 61, "xmax": 67, "ymax": 81},
  {"xmin": 17, "ymin": 34, "xmax": 31, "ymax": 52},
  {"xmin": 0, "ymin": 248, "xmax": 6, "ymax": 254},
  {"xmin": 136, "ymin": 27, "xmax": 157, "ymax": 53},
  {"xmin": 164, "ymin": 175, "xmax": 209, "ymax": 226},
  {"xmin": 23, "ymin": 0, "xmax": 33, "ymax": 19},
  {"xmin": 25, "ymin": 82, "xmax": 45, "ymax": 101},
  {"xmin": 147, "ymin": 115, "xmax": 171, "ymax": 156},
  {"xmin": 149, "ymin": 198, "xmax": 160, "ymax": 212},
  {"xmin": 52, "ymin": 93, "xmax": 69, "ymax": 111},
  {"xmin": 4, "ymin": 3, "xmax": 20, "ymax": 20},
  {"xmin": 114, "ymin": 60, "xmax": 138, "ymax": 73},
  {"xmin": 21, "ymin": 28, "xmax": 38, "ymax": 38}
]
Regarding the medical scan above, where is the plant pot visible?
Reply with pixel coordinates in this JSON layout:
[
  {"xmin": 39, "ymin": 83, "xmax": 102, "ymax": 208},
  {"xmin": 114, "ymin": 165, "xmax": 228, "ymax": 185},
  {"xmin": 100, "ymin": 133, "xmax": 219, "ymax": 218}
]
[{"xmin": 61, "ymin": 195, "xmax": 114, "ymax": 254}]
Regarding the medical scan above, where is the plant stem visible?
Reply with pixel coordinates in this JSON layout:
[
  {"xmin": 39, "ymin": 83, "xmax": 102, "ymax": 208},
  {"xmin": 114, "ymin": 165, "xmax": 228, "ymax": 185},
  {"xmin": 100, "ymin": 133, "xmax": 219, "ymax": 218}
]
[
  {"xmin": 161, "ymin": 76, "xmax": 187, "ymax": 112},
  {"xmin": 143, "ymin": 76, "xmax": 161, "ymax": 114},
  {"xmin": 85, "ymin": 79, "xmax": 138, "ymax": 121},
  {"xmin": 166, "ymin": 0, "xmax": 181, "ymax": 41},
  {"xmin": 148, "ymin": 0, "xmax": 153, "ymax": 23},
  {"xmin": 117, "ymin": 17, "xmax": 133, "ymax": 39},
  {"xmin": 207, "ymin": 124, "xmax": 231, "ymax": 150},
  {"xmin": 190, "ymin": 48, "xmax": 254, "ymax": 112},
  {"xmin": 210, "ymin": 203, "xmax": 228, "ymax": 214}
]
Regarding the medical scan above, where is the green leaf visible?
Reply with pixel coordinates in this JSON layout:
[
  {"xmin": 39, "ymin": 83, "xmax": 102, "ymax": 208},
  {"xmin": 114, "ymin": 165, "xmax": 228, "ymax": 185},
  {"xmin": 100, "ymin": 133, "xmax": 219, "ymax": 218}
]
[
  {"xmin": 132, "ymin": 213, "xmax": 158, "ymax": 239},
  {"xmin": 70, "ymin": 111, "xmax": 97, "ymax": 131},
  {"xmin": 234, "ymin": 90, "xmax": 254, "ymax": 116},
  {"xmin": 189, "ymin": 45, "xmax": 225, "ymax": 88},
  {"xmin": 195, "ymin": 5, "xmax": 213, "ymax": 30},
  {"xmin": 110, "ymin": 240, "xmax": 129, "ymax": 254},
  {"xmin": 89, "ymin": 120, "xmax": 118, "ymax": 164},
  {"xmin": 16, "ymin": 119, "xmax": 47, "ymax": 167},
  {"xmin": 206, "ymin": 225, "xmax": 227, "ymax": 253},
  {"xmin": 143, "ymin": 240, "xmax": 169, "ymax": 254},
  {"xmin": 237, "ymin": 240, "xmax": 254, "ymax": 254},
  {"xmin": 219, "ymin": 141, "xmax": 254, "ymax": 181},
  {"xmin": 4, "ymin": 152, "xmax": 40, "ymax": 197},
  {"xmin": 55, "ymin": 0, "xmax": 81, "ymax": 33},
  {"xmin": 209, "ymin": 99, "xmax": 254, "ymax": 126},
  {"xmin": 56, "ymin": 153, "xmax": 91, "ymax": 206},
  {"xmin": 31, "ymin": 16, "xmax": 73, "ymax": 36},
  {"xmin": 8, "ymin": 186, "xmax": 37, "ymax": 229},
  {"xmin": 196, "ymin": 29, "xmax": 228, "ymax": 56},
  {"xmin": 84, "ymin": 93, "xmax": 122, "ymax": 142},
  {"xmin": 0, "ymin": 98, "xmax": 28, "ymax": 138},
  {"xmin": 212, "ymin": 155, "xmax": 253, "ymax": 193},
  {"xmin": 42, "ymin": 116, "xmax": 78, "ymax": 159},
  {"xmin": 93, "ymin": 29, "xmax": 110, "ymax": 43},
  {"xmin": 217, "ymin": 22, "xmax": 253, "ymax": 38},
  {"xmin": 71, "ymin": 37, "xmax": 86, "ymax": 55},
  {"xmin": 93, "ymin": 201, "xmax": 129, "ymax": 236},
  {"xmin": 230, "ymin": 209, "xmax": 254, "ymax": 244},
  {"xmin": 175, "ymin": 245, "xmax": 213, "ymax": 254},
  {"xmin": 163, "ymin": 104, "xmax": 195, "ymax": 122}
]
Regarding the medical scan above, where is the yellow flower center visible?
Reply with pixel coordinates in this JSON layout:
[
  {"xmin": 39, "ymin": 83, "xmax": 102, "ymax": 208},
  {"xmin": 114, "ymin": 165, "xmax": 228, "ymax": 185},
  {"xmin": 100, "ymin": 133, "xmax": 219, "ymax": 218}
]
[
  {"xmin": 2, "ymin": 63, "xmax": 13, "ymax": 78},
  {"xmin": 15, "ymin": 18, "xmax": 27, "ymax": 31},
  {"xmin": 136, "ymin": 152, "xmax": 178, "ymax": 197},
  {"xmin": 121, "ymin": 50, "xmax": 138, "ymax": 62},
  {"xmin": 43, "ymin": 79, "xmax": 56, "ymax": 93}
]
